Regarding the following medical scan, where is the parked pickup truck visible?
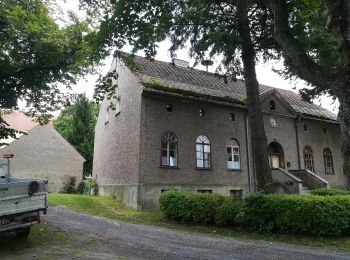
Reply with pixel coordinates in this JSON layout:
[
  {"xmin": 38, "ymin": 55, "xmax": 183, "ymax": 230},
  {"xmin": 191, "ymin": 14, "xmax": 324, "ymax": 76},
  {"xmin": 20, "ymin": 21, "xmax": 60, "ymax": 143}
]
[{"xmin": 0, "ymin": 154, "xmax": 48, "ymax": 238}]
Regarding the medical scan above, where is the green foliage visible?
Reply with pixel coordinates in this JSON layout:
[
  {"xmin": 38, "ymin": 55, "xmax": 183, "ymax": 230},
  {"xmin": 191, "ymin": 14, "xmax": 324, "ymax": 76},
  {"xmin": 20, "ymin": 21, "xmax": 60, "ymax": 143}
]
[
  {"xmin": 310, "ymin": 188, "xmax": 350, "ymax": 196},
  {"xmin": 240, "ymin": 193, "xmax": 350, "ymax": 236},
  {"xmin": 0, "ymin": 0, "xmax": 105, "ymax": 139},
  {"xmin": 159, "ymin": 190, "xmax": 241, "ymax": 226},
  {"xmin": 77, "ymin": 178, "xmax": 98, "ymax": 195},
  {"xmin": 62, "ymin": 177, "xmax": 76, "ymax": 194},
  {"xmin": 53, "ymin": 94, "xmax": 99, "ymax": 176}
]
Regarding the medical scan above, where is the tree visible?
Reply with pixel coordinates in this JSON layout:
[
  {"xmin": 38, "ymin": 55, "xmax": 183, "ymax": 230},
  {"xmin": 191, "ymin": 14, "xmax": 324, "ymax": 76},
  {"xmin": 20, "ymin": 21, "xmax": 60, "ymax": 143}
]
[
  {"xmin": 81, "ymin": 0, "xmax": 276, "ymax": 190},
  {"xmin": 54, "ymin": 94, "xmax": 100, "ymax": 176},
  {"xmin": 265, "ymin": 0, "xmax": 350, "ymax": 180},
  {"xmin": 0, "ymin": 0, "xmax": 105, "ymax": 140}
]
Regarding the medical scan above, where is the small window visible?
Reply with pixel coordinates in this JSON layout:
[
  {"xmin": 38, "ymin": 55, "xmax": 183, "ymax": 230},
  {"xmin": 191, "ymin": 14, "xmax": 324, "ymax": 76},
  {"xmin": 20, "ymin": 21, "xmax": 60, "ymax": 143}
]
[
  {"xmin": 197, "ymin": 189, "xmax": 212, "ymax": 193},
  {"xmin": 230, "ymin": 113, "xmax": 236, "ymax": 121},
  {"xmin": 166, "ymin": 104, "xmax": 173, "ymax": 112},
  {"xmin": 105, "ymin": 107, "xmax": 109, "ymax": 124},
  {"xmin": 269, "ymin": 100, "xmax": 276, "ymax": 111},
  {"xmin": 230, "ymin": 190, "xmax": 243, "ymax": 199},
  {"xmin": 323, "ymin": 148, "xmax": 334, "ymax": 174},
  {"xmin": 323, "ymin": 128, "xmax": 327, "ymax": 134},
  {"xmin": 115, "ymin": 89, "xmax": 121, "ymax": 116},
  {"xmin": 199, "ymin": 108, "xmax": 205, "ymax": 117},
  {"xmin": 196, "ymin": 135, "xmax": 211, "ymax": 169},
  {"xmin": 161, "ymin": 131, "xmax": 178, "ymax": 167},
  {"xmin": 227, "ymin": 139, "xmax": 240, "ymax": 169},
  {"xmin": 304, "ymin": 124, "xmax": 308, "ymax": 132}
]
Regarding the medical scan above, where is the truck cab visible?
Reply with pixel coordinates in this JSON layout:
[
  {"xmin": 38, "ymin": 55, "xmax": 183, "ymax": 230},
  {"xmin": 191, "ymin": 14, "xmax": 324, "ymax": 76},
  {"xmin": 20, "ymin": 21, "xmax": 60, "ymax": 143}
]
[{"xmin": 0, "ymin": 154, "xmax": 48, "ymax": 238}]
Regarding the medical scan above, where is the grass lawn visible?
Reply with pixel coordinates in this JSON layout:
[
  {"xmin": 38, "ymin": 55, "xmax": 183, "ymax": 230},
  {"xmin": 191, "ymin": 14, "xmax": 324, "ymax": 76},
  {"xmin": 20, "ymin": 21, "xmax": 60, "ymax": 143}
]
[{"xmin": 49, "ymin": 193, "xmax": 350, "ymax": 252}]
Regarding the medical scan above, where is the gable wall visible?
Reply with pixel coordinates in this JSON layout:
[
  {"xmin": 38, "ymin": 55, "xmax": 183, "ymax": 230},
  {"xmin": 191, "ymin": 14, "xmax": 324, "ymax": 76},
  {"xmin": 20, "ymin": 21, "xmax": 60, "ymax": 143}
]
[
  {"xmin": 93, "ymin": 59, "xmax": 143, "ymax": 207},
  {"xmin": 0, "ymin": 125, "xmax": 84, "ymax": 192}
]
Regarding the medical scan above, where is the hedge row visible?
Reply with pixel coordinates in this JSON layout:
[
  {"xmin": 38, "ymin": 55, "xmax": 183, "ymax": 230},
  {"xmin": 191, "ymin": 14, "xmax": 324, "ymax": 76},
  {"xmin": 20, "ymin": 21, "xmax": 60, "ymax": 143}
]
[
  {"xmin": 310, "ymin": 188, "xmax": 350, "ymax": 196},
  {"xmin": 159, "ymin": 190, "xmax": 241, "ymax": 226},
  {"xmin": 159, "ymin": 191, "xmax": 350, "ymax": 236},
  {"xmin": 240, "ymin": 193, "xmax": 350, "ymax": 236}
]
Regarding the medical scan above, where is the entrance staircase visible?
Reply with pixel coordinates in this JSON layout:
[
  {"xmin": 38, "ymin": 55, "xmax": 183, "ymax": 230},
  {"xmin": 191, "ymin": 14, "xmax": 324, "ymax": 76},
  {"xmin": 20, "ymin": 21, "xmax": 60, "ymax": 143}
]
[{"xmin": 271, "ymin": 168, "xmax": 329, "ymax": 195}]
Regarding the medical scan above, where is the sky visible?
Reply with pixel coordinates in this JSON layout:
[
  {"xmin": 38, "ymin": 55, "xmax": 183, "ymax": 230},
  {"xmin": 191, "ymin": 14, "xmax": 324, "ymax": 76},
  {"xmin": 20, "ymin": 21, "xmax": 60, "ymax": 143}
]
[{"xmin": 58, "ymin": 0, "xmax": 339, "ymax": 114}]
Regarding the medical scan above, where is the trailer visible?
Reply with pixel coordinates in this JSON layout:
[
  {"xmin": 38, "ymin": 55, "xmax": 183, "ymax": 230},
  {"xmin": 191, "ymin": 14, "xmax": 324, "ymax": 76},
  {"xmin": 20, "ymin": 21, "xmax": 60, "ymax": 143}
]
[{"xmin": 0, "ymin": 154, "xmax": 48, "ymax": 238}]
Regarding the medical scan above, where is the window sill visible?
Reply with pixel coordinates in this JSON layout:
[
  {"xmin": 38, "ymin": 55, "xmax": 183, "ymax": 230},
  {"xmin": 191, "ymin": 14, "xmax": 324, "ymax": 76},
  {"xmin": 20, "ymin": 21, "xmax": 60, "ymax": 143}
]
[
  {"xmin": 195, "ymin": 167, "xmax": 212, "ymax": 171},
  {"xmin": 159, "ymin": 166, "xmax": 179, "ymax": 169},
  {"xmin": 226, "ymin": 168, "xmax": 242, "ymax": 171}
]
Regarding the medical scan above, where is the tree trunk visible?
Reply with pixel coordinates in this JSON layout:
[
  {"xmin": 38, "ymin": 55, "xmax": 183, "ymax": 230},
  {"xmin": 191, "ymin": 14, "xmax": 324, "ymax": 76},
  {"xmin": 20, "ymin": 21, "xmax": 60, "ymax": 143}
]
[
  {"xmin": 237, "ymin": 1, "xmax": 272, "ymax": 191},
  {"xmin": 337, "ymin": 86, "xmax": 350, "ymax": 182}
]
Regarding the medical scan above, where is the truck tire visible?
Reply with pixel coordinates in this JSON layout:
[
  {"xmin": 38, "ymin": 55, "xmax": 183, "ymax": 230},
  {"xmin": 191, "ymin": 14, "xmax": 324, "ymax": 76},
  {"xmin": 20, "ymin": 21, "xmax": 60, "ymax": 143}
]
[{"xmin": 15, "ymin": 227, "xmax": 31, "ymax": 239}]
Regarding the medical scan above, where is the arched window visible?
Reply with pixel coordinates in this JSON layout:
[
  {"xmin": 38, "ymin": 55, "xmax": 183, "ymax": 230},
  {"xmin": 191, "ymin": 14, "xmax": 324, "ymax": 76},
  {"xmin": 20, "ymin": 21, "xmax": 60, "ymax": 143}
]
[
  {"xmin": 323, "ymin": 148, "xmax": 334, "ymax": 174},
  {"xmin": 303, "ymin": 146, "xmax": 315, "ymax": 172},
  {"xmin": 227, "ymin": 139, "xmax": 240, "ymax": 169},
  {"xmin": 269, "ymin": 100, "xmax": 276, "ymax": 110},
  {"xmin": 196, "ymin": 135, "xmax": 211, "ymax": 168},
  {"xmin": 161, "ymin": 131, "xmax": 178, "ymax": 167}
]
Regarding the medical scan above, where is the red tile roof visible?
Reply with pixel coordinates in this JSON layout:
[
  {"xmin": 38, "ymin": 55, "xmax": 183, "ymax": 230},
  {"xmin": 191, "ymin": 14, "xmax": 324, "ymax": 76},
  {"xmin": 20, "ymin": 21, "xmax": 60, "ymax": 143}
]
[{"xmin": 2, "ymin": 112, "xmax": 38, "ymax": 132}]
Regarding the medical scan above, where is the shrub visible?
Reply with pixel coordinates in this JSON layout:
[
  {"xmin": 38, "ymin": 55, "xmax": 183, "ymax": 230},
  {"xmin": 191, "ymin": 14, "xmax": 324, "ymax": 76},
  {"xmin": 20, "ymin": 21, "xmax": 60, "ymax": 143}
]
[
  {"xmin": 62, "ymin": 176, "xmax": 76, "ymax": 194},
  {"xmin": 77, "ymin": 178, "xmax": 98, "ymax": 195},
  {"xmin": 310, "ymin": 188, "xmax": 350, "ymax": 196},
  {"xmin": 159, "ymin": 190, "xmax": 241, "ymax": 225},
  {"xmin": 240, "ymin": 193, "xmax": 350, "ymax": 236}
]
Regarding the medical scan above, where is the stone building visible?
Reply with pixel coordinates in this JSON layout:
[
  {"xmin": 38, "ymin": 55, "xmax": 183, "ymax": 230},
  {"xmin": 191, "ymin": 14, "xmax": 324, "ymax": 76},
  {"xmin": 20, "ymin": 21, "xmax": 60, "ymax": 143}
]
[
  {"xmin": 1, "ymin": 113, "xmax": 84, "ymax": 192},
  {"xmin": 93, "ymin": 55, "xmax": 343, "ymax": 209}
]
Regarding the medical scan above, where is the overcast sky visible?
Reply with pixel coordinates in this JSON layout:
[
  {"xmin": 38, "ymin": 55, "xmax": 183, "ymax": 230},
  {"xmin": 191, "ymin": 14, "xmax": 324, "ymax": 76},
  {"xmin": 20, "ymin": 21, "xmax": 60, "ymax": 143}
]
[{"xmin": 59, "ymin": 0, "xmax": 339, "ymax": 114}]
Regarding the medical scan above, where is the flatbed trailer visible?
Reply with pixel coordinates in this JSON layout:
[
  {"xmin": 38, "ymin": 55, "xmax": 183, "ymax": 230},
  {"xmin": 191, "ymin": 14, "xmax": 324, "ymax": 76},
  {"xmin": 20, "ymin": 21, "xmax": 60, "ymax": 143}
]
[{"xmin": 0, "ymin": 154, "xmax": 48, "ymax": 238}]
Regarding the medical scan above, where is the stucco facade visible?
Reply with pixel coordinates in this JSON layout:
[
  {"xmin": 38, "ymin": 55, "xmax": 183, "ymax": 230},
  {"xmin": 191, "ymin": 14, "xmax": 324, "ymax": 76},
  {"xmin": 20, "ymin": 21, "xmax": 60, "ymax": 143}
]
[
  {"xmin": 93, "ymin": 55, "xmax": 344, "ymax": 209},
  {"xmin": 1, "ymin": 124, "xmax": 84, "ymax": 192}
]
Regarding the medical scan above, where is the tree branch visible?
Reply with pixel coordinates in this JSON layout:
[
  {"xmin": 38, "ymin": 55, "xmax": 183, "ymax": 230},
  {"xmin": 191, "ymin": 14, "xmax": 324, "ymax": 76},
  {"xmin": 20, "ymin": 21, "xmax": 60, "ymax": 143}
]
[{"xmin": 265, "ymin": 0, "xmax": 338, "ymax": 90}]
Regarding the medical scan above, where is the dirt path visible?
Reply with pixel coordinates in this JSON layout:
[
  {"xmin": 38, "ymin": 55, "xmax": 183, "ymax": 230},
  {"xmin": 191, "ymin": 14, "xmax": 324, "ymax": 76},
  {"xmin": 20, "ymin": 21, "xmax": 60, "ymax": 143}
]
[{"xmin": 34, "ymin": 205, "xmax": 350, "ymax": 260}]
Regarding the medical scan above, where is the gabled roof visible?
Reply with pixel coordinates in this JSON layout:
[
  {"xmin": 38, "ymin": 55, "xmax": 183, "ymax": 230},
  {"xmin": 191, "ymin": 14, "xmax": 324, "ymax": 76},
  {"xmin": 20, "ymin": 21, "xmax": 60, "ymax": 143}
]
[
  {"xmin": 2, "ymin": 112, "xmax": 38, "ymax": 132},
  {"xmin": 128, "ymin": 55, "xmax": 337, "ymax": 122}
]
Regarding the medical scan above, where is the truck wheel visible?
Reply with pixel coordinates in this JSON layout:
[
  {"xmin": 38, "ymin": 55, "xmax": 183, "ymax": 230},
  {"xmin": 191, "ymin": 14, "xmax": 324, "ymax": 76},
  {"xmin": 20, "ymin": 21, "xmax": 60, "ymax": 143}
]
[{"xmin": 15, "ymin": 227, "xmax": 31, "ymax": 239}]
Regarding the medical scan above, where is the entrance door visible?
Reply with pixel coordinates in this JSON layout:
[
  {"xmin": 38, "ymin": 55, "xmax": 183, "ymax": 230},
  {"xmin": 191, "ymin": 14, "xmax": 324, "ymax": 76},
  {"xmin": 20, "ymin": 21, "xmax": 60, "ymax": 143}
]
[
  {"xmin": 267, "ymin": 142, "xmax": 285, "ymax": 169},
  {"xmin": 271, "ymin": 155, "xmax": 280, "ymax": 168}
]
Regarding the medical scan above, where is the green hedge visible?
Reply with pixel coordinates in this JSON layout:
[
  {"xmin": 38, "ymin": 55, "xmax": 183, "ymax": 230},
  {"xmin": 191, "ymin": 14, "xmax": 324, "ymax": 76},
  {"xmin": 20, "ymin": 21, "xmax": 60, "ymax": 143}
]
[
  {"xmin": 310, "ymin": 188, "xmax": 350, "ymax": 196},
  {"xmin": 159, "ymin": 190, "xmax": 241, "ymax": 226},
  {"xmin": 240, "ymin": 193, "xmax": 350, "ymax": 236},
  {"xmin": 160, "ymin": 191, "xmax": 350, "ymax": 236}
]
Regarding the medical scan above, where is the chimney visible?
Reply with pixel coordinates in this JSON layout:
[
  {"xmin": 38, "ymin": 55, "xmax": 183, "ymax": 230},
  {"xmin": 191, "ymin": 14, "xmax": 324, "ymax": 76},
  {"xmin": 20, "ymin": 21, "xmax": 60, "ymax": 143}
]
[{"xmin": 172, "ymin": 58, "xmax": 190, "ymax": 68}]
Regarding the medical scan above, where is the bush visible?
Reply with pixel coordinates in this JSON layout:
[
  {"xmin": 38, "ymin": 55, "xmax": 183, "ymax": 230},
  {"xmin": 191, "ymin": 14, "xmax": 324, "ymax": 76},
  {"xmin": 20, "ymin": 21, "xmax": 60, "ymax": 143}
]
[
  {"xmin": 310, "ymin": 188, "xmax": 350, "ymax": 196},
  {"xmin": 240, "ymin": 193, "xmax": 350, "ymax": 236},
  {"xmin": 159, "ymin": 190, "xmax": 241, "ymax": 226},
  {"xmin": 77, "ymin": 178, "xmax": 98, "ymax": 195},
  {"xmin": 62, "ymin": 177, "xmax": 76, "ymax": 194}
]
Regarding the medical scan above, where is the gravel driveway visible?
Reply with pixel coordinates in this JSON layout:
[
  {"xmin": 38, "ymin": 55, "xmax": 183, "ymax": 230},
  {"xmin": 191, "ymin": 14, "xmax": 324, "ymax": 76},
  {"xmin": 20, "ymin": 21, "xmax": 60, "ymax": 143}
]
[{"xmin": 41, "ymin": 205, "xmax": 350, "ymax": 260}]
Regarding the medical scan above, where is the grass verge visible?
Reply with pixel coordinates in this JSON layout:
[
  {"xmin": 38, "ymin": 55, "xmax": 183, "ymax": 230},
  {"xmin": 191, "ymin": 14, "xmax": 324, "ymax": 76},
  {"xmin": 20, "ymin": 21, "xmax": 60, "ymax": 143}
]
[
  {"xmin": 49, "ymin": 193, "xmax": 350, "ymax": 252},
  {"xmin": 49, "ymin": 192, "xmax": 163, "ymax": 225}
]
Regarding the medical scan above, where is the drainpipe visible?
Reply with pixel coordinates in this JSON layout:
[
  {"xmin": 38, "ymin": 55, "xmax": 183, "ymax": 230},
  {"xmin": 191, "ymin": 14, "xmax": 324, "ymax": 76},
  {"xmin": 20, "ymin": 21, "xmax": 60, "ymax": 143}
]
[
  {"xmin": 245, "ymin": 115, "xmax": 254, "ymax": 192},
  {"xmin": 294, "ymin": 116, "xmax": 301, "ymax": 169}
]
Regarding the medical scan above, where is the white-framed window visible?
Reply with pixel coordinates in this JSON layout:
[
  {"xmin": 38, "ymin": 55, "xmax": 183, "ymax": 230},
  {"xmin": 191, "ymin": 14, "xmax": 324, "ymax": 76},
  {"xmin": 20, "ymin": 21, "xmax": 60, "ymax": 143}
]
[
  {"xmin": 196, "ymin": 135, "xmax": 211, "ymax": 169},
  {"xmin": 227, "ymin": 138, "xmax": 240, "ymax": 169},
  {"xmin": 161, "ymin": 131, "xmax": 178, "ymax": 167}
]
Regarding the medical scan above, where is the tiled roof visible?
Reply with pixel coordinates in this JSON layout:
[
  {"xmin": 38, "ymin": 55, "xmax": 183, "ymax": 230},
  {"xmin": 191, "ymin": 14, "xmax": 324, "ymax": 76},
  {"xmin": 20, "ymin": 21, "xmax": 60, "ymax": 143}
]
[
  {"xmin": 2, "ymin": 112, "xmax": 38, "ymax": 132},
  {"xmin": 131, "ymin": 55, "xmax": 337, "ymax": 121}
]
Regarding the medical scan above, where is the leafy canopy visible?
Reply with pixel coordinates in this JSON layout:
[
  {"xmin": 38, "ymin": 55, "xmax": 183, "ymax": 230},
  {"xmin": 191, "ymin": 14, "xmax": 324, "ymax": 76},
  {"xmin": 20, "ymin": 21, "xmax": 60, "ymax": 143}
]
[
  {"xmin": 53, "ymin": 94, "xmax": 100, "ymax": 176},
  {"xmin": 0, "ymin": 0, "xmax": 106, "ymax": 139}
]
